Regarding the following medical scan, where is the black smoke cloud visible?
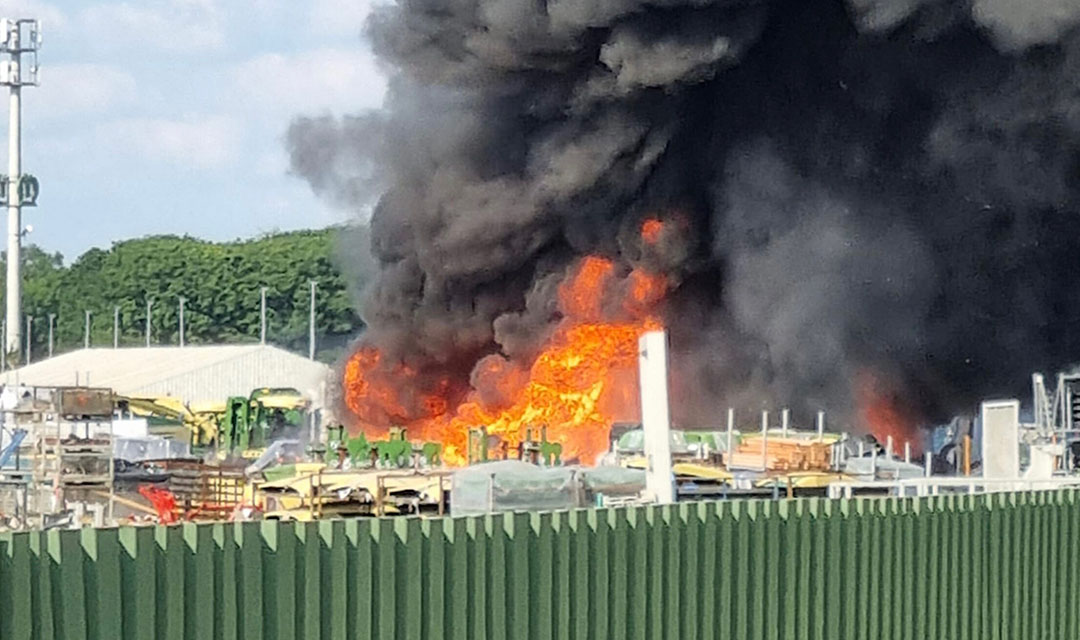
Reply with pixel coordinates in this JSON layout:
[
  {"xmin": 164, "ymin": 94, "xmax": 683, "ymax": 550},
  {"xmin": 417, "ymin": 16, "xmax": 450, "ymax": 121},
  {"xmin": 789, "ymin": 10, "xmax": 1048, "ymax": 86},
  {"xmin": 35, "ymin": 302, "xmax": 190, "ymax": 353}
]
[{"xmin": 289, "ymin": 0, "xmax": 1080, "ymax": 429}]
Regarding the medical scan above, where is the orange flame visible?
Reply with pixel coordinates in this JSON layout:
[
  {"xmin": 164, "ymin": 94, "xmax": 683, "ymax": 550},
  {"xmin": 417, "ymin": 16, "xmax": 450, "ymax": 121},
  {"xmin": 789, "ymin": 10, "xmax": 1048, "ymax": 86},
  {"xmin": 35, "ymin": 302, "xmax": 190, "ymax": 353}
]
[
  {"xmin": 855, "ymin": 371, "xmax": 921, "ymax": 456},
  {"xmin": 342, "ymin": 256, "xmax": 667, "ymax": 465},
  {"xmin": 640, "ymin": 218, "xmax": 664, "ymax": 244}
]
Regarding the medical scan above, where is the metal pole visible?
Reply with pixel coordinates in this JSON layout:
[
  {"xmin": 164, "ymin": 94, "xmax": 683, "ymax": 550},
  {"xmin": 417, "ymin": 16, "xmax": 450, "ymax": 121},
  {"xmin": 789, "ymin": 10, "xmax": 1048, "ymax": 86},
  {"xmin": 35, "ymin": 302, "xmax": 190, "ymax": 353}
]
[
  {"xmin": 781, "ymin": 408, "xmax": 789, "ymax": 438},
  {"xmin": 308, "ymin": 280, "xmax": 316, "ymax": 360},
  {"xmin": 963, "ymin": 434, "xmax": 971, "ymax": 476},
  {"xmin": 260, "ymin": 286, "xmax": 267, "ymax": 345},
  {"xmin": 46, "ymin": 312, "xmax": 53, "ymax": 357},
  {"xmin": 23, "ymin": 313, "xmax": 29, "ymax": 364},
  {"xmin": 924, "ymin": 451, "xmax": 932, "ymax": 477},
  {"xmin": 904, "ymin": 441, "xmax": 911, "ymax": 464},
  {"xmin": 179, "ymin": 297, "xmax": 185, "ymax": 347},
  {"xmin": 145, "ymin": 299, "xmax": 153, "ymax": 347},
  {"xmin": 725, "ymin": 407, "xmax": 734, "ymax": 471},
  {"xmin": 1, "ymin": 319, "xmax": 6, "ymax": 370},
  {"xmin": 886, "ymin": 435, "xmax": 894, "ymax": 460},
  {"xmin": 113, "ymin": 305, "xmax": 119, "ymax": 349},
  {"xmin": 4, "ymin": 24, "xmax": 20, "ymax": 360},
  {"xmin": 816, "ymin": 410, "xmax": 825, "ymax": 440},
  {"xmin": 83, "ymin": 310, "xmax": 91, "ymax": 349},
  {"xmin": 761, "ymin": 410, "xmax": 768, "ymax": 471}
]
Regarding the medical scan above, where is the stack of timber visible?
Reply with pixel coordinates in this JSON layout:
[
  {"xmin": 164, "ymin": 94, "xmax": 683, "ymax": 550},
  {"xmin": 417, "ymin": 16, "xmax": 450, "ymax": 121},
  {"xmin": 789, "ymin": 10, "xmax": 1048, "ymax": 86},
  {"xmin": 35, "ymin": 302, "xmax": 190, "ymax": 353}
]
[{"xmin": 727, "ymin": 435, "xmax": 831, "ymax": 471}]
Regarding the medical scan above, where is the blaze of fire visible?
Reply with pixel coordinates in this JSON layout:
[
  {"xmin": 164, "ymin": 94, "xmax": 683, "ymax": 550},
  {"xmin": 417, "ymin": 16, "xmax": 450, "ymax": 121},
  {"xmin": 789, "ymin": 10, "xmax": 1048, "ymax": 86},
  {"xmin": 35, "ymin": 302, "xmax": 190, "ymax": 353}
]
[
  {"xmin": 342, "ymin": 255, "xmax": 667, "ymax": 465},
  {"xmin": 640, "ymin": 218, "xmax": 664, "ymax": 244},
  {"xmin": 855, "ymin": 371, "xmax": 921, "ymax": 456}
]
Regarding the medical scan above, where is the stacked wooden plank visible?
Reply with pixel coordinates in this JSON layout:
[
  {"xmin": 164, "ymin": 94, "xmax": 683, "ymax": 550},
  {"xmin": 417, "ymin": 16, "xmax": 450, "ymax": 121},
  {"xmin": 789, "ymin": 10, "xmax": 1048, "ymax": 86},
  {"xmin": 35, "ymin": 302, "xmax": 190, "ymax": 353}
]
[{"xmin": 727, "ymin": 436, "xmax": 832, "ymax": 471}]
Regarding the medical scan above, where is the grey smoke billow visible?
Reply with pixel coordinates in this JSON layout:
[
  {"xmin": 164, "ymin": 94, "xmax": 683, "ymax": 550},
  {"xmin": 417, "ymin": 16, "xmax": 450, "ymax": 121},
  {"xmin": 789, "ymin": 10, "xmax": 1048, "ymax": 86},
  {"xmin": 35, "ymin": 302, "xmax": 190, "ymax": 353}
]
[{"xmin": 289, "ymin": 0, "xmax": 1080, "ymax": 430}]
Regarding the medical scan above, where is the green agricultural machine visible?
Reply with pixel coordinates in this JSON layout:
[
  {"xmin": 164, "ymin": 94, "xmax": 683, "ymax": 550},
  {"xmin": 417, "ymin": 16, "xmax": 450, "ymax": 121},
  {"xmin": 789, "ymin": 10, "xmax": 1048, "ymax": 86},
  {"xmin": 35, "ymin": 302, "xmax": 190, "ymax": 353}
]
[
  {"xmin": 217, "ymin": 388, "xmax": 310, "ymax": 458},
  {"xmin": 466, "ymin": 425, "xmax": 562, "ymax": 467},
  {"xmin": 325, "ymin": 426, "xmax": 442, "ymax": 469}
]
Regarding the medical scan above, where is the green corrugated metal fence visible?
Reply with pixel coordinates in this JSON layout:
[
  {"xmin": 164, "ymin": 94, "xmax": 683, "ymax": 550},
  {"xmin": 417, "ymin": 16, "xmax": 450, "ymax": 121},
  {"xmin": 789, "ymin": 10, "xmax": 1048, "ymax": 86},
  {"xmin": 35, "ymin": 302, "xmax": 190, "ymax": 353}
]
[{"xmin": 1, "ymin": 490, "xmax": 1078, "ymax": 639}]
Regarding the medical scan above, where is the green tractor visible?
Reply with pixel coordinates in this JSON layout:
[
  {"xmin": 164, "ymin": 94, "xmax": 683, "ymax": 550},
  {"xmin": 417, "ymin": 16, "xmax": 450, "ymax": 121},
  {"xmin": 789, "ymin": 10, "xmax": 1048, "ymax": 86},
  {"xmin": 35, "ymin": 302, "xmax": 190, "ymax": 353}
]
[{"xmin": 218, "ymin": 388, "xmax": 310, "ymax": 458}]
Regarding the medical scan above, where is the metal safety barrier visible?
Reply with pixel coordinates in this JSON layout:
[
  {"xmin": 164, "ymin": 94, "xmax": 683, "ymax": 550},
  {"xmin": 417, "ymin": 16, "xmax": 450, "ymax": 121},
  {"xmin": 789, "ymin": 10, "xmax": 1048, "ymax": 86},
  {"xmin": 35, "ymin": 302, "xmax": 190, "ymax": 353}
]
[
  {"xmin": 2, "ymin": 489, "xmax": 1080, "ymax": 639},
  {"xmin": 827, "ymin": 476, "xmax": 1080, "ymax": 498}
]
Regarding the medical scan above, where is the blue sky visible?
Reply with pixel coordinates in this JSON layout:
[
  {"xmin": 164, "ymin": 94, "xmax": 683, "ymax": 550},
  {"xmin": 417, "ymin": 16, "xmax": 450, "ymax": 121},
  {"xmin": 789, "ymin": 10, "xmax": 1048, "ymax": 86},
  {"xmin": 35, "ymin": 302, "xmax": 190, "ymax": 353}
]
[{"xmin": 0, "ymin": 0, "xmax": 386, "ymax": 261}]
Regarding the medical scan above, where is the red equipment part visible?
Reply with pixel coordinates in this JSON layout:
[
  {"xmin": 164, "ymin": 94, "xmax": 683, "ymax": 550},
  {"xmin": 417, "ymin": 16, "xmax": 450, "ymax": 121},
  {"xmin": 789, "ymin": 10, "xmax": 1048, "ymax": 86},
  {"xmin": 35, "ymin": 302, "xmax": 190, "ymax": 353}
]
[{"xmin": 138, "ymin": 485, "xmax": 178, "ymax": 524}]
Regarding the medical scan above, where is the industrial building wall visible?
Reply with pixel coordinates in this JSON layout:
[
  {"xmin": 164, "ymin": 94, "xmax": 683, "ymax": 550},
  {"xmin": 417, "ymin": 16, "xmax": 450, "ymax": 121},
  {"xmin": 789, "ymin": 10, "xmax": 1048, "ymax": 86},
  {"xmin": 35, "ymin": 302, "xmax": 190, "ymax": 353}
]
[
  {"xmin": 1, "ymin": 491, "xmax": 1078, "ymax": 639},
  {"xmin": 131, "ymin": 347, "xmax": 330, "ymax": 406}
]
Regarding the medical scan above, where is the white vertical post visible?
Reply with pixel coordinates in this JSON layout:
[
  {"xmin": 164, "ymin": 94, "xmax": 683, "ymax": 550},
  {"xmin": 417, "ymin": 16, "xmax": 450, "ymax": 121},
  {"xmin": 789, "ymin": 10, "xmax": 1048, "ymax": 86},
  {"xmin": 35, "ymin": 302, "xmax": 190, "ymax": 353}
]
[
  {"xmin": 23, "ymin": 313, "xmax": 29, "ymax": 364},
  {"xmin": 260, "ymin": 286, "xmax": 267, "ymax": 345},
  {"xmin": 2, "ymin": 319, "xmax": 6, "ymax": 370},
  {"xmin": 871, "ymin": 448, "xmax": 878, "ymax": 478},
  {"xmin": 2, "ymin": 20, "xmax": 38, "ymax": 363},
  {"xmin": 4, "ymin": 24, "xmax": 20, "ymax": 360},
  {"xmin": 924, "ymin": 451, "xmax": 932, "ymax": 477},
  {"xmin": 638, "ymin": 330, "xmax": 675, "ymax": 504},
  {"xmin": 761, "ymin": 410, "xmax": 768, "ymax": 471},
  {"xmin": 46, "ymin": 312, "xmax": 53, "ymax": 357},
  {"xmin": 904, "ymin": 441, "xmax": 911, "ymax": 464},
  {"xmin": 725, "ymin": 407, "xmax": 734, "ymax": 472},
  {"xmin": 886, "ymin": 435, "xmax": 894, "ymax": 460},
  {"xmin": 781, "ymin": 408, "xmax": 790, "ymax": 438},
  {"xmin": 145, "ymin": 299, "xmax": 153, "ymax": 347},
  {"xmin": 83, "ymin": 310, "xmax": 91, "ymax": 348},
  {"xmin": 178, "ymin": 297, "xmax": 185, "ymax": 347},
  {"xmin": 816, "ymin": 410, "xmax": 825, "ymax": 440},
  {"xmin": 113, "ymin": 305, "xmax": 119, "ymax": 348},
  {"xmin": 308, "ymin": 280, "xmax": 316, "ymax": 360},
  {"xmin": 857, "ymin": 441, "xmax": 864, "ymax": 458},
  {"xmin": 981, "ymin": 400, "xmax": 1020, "ymax": 479}
]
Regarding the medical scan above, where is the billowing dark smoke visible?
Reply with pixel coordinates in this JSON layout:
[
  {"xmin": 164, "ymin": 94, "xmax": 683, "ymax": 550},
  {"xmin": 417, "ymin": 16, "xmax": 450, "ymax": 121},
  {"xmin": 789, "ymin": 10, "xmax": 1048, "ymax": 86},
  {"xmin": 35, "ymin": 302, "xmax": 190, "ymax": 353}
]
[{"xmin": 289, "ymin": 0, "xmax": 1080, "ymax": 429}]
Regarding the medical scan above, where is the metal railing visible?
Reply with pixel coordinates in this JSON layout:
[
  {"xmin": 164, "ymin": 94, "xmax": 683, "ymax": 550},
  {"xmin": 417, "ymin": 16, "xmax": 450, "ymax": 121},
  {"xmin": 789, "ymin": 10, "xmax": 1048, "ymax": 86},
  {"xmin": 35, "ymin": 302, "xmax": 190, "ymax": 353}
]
[{"xmin": 827, "ymin": 475, "xmax": 1080, "ymax": 498}]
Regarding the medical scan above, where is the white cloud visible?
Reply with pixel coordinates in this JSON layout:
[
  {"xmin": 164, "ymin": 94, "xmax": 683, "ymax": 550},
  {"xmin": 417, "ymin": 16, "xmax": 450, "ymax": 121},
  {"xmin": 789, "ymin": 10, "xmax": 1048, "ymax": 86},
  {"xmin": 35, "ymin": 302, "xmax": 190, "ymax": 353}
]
[
  {"xmin": 79, "ymin": 0, "xmax": 225, "ymax": 54},
  {"xmin": 307, "ymin": 0, "xmax": 378, "ymax": 39},
  {"xmin": 26, "ymin": 63, "xmax": 136, "ymax": 120},
  {"xmin": 96, "ymin": 115, "xmax": 242, "ymax": 168},
  {"xmin": 229, "ymin": 48, "xmax": 386, "ymax": 116}
]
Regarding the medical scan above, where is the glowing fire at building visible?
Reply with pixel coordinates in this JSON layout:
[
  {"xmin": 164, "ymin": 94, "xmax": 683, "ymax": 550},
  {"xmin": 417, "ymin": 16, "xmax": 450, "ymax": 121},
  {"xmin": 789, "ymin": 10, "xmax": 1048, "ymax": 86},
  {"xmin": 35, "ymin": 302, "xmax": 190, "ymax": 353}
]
[
  {"xmin": 855, "ymin": 371, "xmax": 922, "ymax": 456},
  {"xmin": 343, "ymin": 251, "xmax": 667, "ymax": 465}
]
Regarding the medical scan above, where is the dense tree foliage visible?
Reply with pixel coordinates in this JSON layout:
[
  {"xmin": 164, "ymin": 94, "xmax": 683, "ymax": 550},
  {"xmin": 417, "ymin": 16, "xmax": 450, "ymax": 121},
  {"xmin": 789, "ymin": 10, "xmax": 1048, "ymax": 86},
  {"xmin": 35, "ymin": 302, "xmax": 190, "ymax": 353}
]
[{"xmin": 0, "ymin": 230, "xmax": 364, "ymax": 364}]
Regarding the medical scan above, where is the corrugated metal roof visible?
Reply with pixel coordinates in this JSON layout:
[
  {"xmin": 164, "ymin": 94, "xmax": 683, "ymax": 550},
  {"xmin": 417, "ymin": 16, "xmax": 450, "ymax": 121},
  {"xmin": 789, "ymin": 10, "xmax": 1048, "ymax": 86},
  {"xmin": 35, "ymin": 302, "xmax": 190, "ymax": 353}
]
[{"xmin": 0, "ymin": 345, "xmax": 333, "ymax": 406}]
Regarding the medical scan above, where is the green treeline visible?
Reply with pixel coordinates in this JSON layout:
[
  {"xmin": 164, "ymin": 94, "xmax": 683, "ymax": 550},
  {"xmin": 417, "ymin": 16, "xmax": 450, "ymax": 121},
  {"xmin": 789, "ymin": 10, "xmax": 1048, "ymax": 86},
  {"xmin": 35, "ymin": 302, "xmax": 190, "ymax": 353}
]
[{"xmin": 2, "ymin": 229, "xmax": 364, "ymax": 364}]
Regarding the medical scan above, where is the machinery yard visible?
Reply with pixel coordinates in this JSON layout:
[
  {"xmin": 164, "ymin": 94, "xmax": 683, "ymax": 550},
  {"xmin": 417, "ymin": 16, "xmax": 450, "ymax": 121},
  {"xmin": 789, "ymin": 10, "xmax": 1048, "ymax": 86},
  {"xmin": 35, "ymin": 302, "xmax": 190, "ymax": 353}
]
[{"xmin": 2, "ymin": 330, "xmax": 1079, "ymax": 531}]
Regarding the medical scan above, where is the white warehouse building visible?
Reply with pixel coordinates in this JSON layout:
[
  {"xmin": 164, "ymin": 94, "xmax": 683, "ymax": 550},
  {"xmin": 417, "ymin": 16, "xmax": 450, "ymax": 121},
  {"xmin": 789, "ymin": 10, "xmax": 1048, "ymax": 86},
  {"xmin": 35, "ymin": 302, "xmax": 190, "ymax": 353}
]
[{"xmin": 0, "ymin": 344, "xmax": 333, "ymax": 410}]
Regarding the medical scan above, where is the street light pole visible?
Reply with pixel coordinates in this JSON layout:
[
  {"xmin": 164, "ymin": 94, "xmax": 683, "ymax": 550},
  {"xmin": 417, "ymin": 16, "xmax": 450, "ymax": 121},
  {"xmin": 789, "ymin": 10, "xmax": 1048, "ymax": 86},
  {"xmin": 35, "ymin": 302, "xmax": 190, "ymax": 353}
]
[
  {"xmin": 83, "ymin": 310, "xmax": 91, "ymax": 348},
  {"xmin": 179, "ymin": 296, "xmax": 185, "ymax": 347},
  {"xmin": 113, "ymin": 305, "xmax": 119, "ymax": 349},
  {"xmin": 260, "ymin": 286, "xmax": 267, "ymax": 345},
  {"xmin": 145, "ymin": 298, "xmax": 153, "ymax": 347},
  {"xmin": 23, "ymin": 313, "xmax": 29, "ymax": 364},
  {"xmin": 308, "ymin": 280, "xmax": 317, "ymax": 360},
  {"xmin": 46, "ymin": 312, "xmax": 53, "ymax": 357}
]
